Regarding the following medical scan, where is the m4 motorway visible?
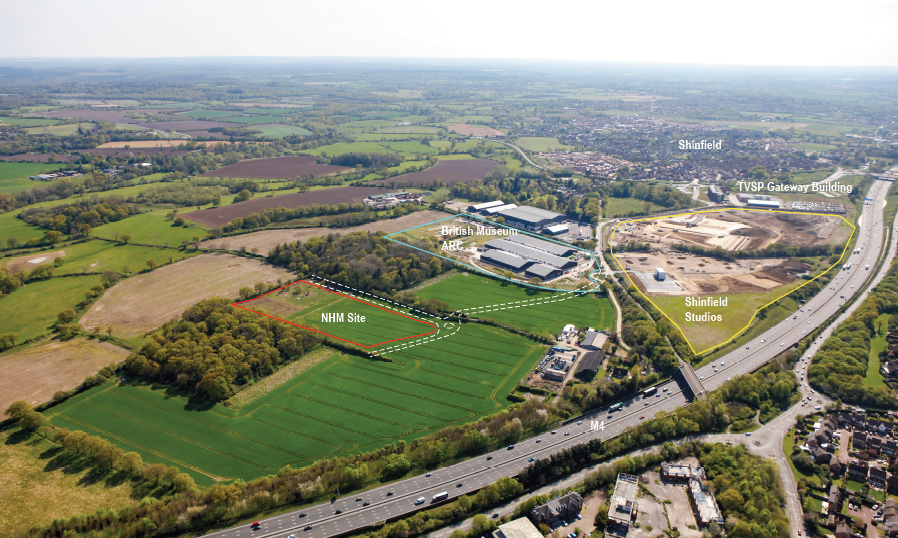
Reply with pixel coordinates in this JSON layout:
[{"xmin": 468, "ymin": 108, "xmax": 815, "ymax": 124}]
[{"xmin": 212, "ymin": 179, "xmax": 893, "ymax": 538}]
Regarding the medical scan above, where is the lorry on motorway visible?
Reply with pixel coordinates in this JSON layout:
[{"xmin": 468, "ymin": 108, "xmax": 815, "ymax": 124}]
[
  {"xmin": 432, "ymin": 492, "xmax": 449, "ymax": 503},
  {"xmin": 643, "ymin": 387, "xmax": 658, "ymax": 397},
  {"xmin": 609, "ymin": 402, "xmax": 623, "ymax": 412}
]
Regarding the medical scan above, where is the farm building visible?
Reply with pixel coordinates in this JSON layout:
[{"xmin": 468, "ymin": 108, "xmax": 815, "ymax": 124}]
[
  {"xmin": 608, "ymin": 474, "xmax": 639, "ymax": 530},
  {"xmin": 479, "ymin": 250, "xmax": 531, "ymax": 273},
  {"xmin": 506, "ymin": 234, "xmax": 576, "ymax": 257},
  {"xmin": 498, "ymin": 205, "xmax": 566, "ymax": 231},
  {"xmin": 493, "ymin": 518, "xmax": 543, "ymax": 538},
  {"xmin": 575, "ymin": 350, "xmax": 603, "ymax": 380},
  {"xmin": 524, "ymin": 263, "xmax": 563, "ymax": 281},
  {"xmin": 483, "ymin": 239, "xmax": 576, "ymax": 270},
  {"xmin": 580, "ymin": 330, "xmax": 607, "ymax": 350},
  {"xmin": 468, "ymin": 200, "xmax": 504, "ymax": 212}
]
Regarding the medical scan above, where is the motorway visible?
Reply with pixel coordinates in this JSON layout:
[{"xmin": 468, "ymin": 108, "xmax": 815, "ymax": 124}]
[{"xmin": 210, "ymin": 180, "xmax": 893, "ymax": 538}]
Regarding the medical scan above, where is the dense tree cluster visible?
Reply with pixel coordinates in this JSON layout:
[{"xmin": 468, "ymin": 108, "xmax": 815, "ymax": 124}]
[
  {"xmin": 124, "ymin": 298, "xmax": 325, "ymax": 400},
  {"xmin": 220, "ymin": 202, "xmax": 421, "ymax": 233},
  {"xmin": 133, "ymin": 183, "xmax": 228, "ymax": 206},
  {"xmin": 609, "ymin": 181, "xmax": 695, "ymax": 210},
  {"xmin": 809, "ymin": 262, "xmax": 898, "ymax": 407},
  {"xmin": 18, "ymin": 198, "xmax": 142, "ymax": 236},
  {"xmin": 327, "ymin": 153, "xmax": 402, "ymax": 168},
  {"xmin": 267, "ymin": 232, "xmax": 448, "ymax": 293}
]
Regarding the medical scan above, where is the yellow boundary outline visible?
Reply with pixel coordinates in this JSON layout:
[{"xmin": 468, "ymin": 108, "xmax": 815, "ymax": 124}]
[{"xmin": 609, "ymin": 208, "xmax": 856, "ymax": 356}]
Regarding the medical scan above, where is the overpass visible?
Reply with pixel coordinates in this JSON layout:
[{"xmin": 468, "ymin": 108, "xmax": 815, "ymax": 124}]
[{"xmin": 678, "ymin": 359, "xmax": 707, "ymax": 400}]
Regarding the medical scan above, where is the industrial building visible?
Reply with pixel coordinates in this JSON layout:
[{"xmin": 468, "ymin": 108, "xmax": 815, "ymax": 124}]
[
  {"xmin": 479, "ymin": 251, "xmax": 531, "ymax": 272},
  {"xmin": 655, "ymin": 267, "xmax": 666, "ymax": 281},
  {"xmin": 608, "ymin": 474, "xmax": 639, "ymax": 530},
  {"xmin": 506, "ymin": 234, "xmax": 576, "ymax": 257},
  {"xmin": 524, "ymin": 264, "xmax": 563, "ymax": 281},
  {"xmin": 575, "ymin": 350, "xmax": 603, "ymax": 380},
  {"xmin": 483, "ymin": 203, "xmax": 518, "ymax": 215},
  {"xmin": 484, "ymin": 239, "xmax": 577, "ymax": 270},
  {"xmin": 528, "ymin": 492, "xmax": 583, "ymax": 528},
  {"xmin": 747, "ymin": 199, "xmax": 780, "ymax": 208},
  {"xmin": 468, "ymin": 200, "xmax": 505, "ymax": 212},
  {"xmin": 708, "ymin": 185, "xmax": 726, "ymax": 202},
  {"xmin": 544, "ymin": 224, "xmax": 569, "ymax": 235},
  {"xmin": 497, "ymin": 205, "xmax": 567, "ymax": 231},
  {"xmin": 689, "ymin": 477, "xmax": 724, "ymax": 525},
  {"xmin": 493, "ymin": 518, "xmax": 543, "ymax": 538},
  {"xmin": 660, "ymin": 461, "xmax": 704, "ymax": 482}
]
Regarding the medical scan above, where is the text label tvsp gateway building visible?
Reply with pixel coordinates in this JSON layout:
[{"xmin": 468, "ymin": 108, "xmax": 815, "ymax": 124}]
[{"xmin": 737, "ymin": 181, "xmax": 851, "ymax": 193}]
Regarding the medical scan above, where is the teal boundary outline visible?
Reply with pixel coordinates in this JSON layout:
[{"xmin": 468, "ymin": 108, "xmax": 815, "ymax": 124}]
[{"xmin": 384, "ymin": 211, "xmax": 604, "ymax": 294}]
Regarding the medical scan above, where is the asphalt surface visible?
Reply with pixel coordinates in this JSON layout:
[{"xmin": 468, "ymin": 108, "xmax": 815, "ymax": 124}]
[{"xmin": 212, "ymin": 180, "xmax": 892, "ymax": 538}]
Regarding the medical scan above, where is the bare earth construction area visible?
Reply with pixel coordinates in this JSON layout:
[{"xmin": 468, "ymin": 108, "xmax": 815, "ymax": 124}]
[{"xmin": 80, "ymin": 253, "xmax": 295, "ymax": 337}]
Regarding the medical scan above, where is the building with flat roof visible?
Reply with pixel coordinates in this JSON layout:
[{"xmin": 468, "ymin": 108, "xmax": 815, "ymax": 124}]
[
  {"xmin": 498, "ymin": 206, "xmax": 566, "ymax": 231},
  {"xmin": 528, "ymin": 492, "xmax": 583, "ymax": 528},
  {"xmin": 469, "ymin": 200, "xmax": 504, "ymax": 212},
  {"xmin": 506, "ymin": 234, "xmax": 576, "ymax": 257},
  {"xmin": 479, "ymin": 250, "xmax": 531, "ymax": 272},
  {"xmin": 545, "ymin": 224, "xmax": 569, "ymax": 235},
  {"xmin": 484, "ymin": 203, "xmax": 518, "ymax": 215},
  {"xmin": 608, "ymin": 474, "xmax": 639, "ymax": 529},
  {"xmin": 660, "ymin": 461, "xmax": 704, "ymax": 482},
  {"xmin": 524, "ymin": 263, "xmax": 563, "ymax": 281},
  {"xmin": 747, "ymin": 199, "xmax": 780, "ymax": 208},
  {"xmin": 484, "ymin": 239, "xmax": 576, "ymax": 270},
  {"xmin": 494, "ymin": 518, "xmax": 543, "ymax": 538},
  {"xmin": 689, "ymin": 477, "xmax": 724, "ymax": 525}
]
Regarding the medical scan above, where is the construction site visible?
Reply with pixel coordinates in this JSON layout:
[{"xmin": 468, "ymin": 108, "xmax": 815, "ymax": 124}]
[{"xmin": 612, "ymin": 210, "xmax": 844, "ymax": 297}]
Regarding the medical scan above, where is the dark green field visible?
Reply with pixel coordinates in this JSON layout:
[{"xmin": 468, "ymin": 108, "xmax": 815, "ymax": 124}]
[
  {"xmin": 46, "ymin": 322, "xmax": 542, "ymax": 484},
  {"xmin": 416, "ymin": 274, "xmax": 615, "ymax": 335}
]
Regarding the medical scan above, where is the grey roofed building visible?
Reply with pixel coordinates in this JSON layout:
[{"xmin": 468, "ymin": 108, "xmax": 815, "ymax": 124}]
[
  {"xmin": 524, "ymin": 263, "xmax": 563, "ymax": 281},
  {"xmin": 479, "ymin": 250, "xmax": 532, "ymax": 272},
  {"xmin": 498, "ymin": 205, "xmax": 566, "ymax": 230},
  {"xmin": 505, "ymin": 234, "xmax": 576, "ymax": 257},
  {"xmin": 494, "ymin": 518, "xmax": 543, "ymax": 538},
  {"xmin": 581, "ymin": 330, "xmax": 608, "ymax": 350},
  {"xmin": 608, "ymin": 474, "xmax": 638, "ymax": 529},
  {"xmin": 528, "ymin": 492, "xmax": 583, "ymax": 527},
  {"xmin": 483, "ymin": 203, "xmax": 518, "ymax": 215},
  {"xmin": 575, "ymin": 350, "xmax": 603, "ymax": 379},
  {"xmin": 468, "ymin": 200, "xmax": 504, "ymax": 212},
  {"xmin": 484, "ymin": 239, "xmax": 577, "ymax": 269}
]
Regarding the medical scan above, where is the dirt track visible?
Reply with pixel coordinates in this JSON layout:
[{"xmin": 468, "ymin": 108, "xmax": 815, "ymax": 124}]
[
  {"xmin": 80, "ymin": 253, "xmax": 295, "ymax": 337},
  {"xmin": 199, "ymin": 210, "xmax": 447, "ymax": 254}
]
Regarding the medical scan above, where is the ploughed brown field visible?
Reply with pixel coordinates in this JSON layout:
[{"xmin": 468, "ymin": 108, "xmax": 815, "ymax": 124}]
[
  {"xmin": 183, "ymin": 186, "xmax": 385, "ymax": 228},
  {"xmin": 135, "ymin": 120, "xmax": 235, "ymax": 130},
  {"xmin": 198, "ymin": 155, "xmax": 352, "ymax": 180},
  {"xmin": 370, "ymin": 158, "xmax": 499, "ymax": 186},
  {"xmin": 82, "ymin": 147, "xmax": 197, "ymax": 158},
  {"xmin": 0, "ymin": 153, "xmax": 61, "ymax": 162},
  {"xmin": 179, "ymin": 129, "xmax": 231, "ymax": 139}
]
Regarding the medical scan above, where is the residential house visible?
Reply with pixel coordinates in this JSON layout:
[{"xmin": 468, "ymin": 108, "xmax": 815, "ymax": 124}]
[
  {"xmin": 834, "ymin": 524, "xmax": 852, "ymax": 538},
  {"xmin": 853, "ymin": 431, "xmax": 868, "ymax": 450},
  {"xmin": 888, "ymin": 474, "xmax": 898, "ymax": 494},
  {"xmin": 871, "ymin": 467, "xmax": 888, "ymax": 488},
  {"xmin": 883, "ymin": 439, "xmax": 898, "ymax": 456},
  {"xmin": 884, "ymin": 499, "xmax": 898, "ymax": 537},
  {"xmin": 848, "ymin": 461, "xmax": 869, "ymax": 482},
  {"xmin": 869, "ymin": 436, "xmax": 884, "ymax": 454},
  {"xmin": 827, "ymin": 484, "xmax": 843, "ymax": 514},
  {"xmin": 812, "ymin": 447, "xmax": 832, "ymax": 464},
  {"xmin": 829, "ymin": 460, "xmax": 845, "ymax": 477}
]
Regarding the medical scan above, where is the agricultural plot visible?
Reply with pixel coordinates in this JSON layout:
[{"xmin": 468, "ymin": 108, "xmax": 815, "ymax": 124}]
[
  {"xmin": 4, "ymin": 240, "xmax": 196, "ymax": 276},
  {"xmin": 236, "ymin": 280, "xmax": 437, "ymax": 347},
  {"xmin": 197, "ymin": 155, "xmax": 351, "ymax": 180},
  {"xmin": 515, "ymin": 137, "xmax": 575, "ymax": 152},
  {"xmin": 306, "ymin": 142, "xmax": 399, "ymax": 156},
  {"xmin": 448, "ymin": 124, "xmax": 504, "ymax": 137},
  {"xmin": 0, "ymin": 162, "xmax": 65, "ymax": 192},
  {"xmin": 92, "ymin": 208, "xmax": 208, "ymax": 246},
  {"xmin": 46, "ymin": 322, "xmax": 542, "ymax": 484},
  {"xmin": 28, "ymin": 110, "xmax": 140, "ymax": 124},
  {"xmin": 80, "ymin": 253, "xmax": 295, "ymax": 338},
  {"xmin": 218, "ymin": 115, "xmax": 284, "ymax": 124},
  {"xmin": 378, "ymin": 141, "xmax": 440, "ymax": 154},
  {"xmin": 22, "ymin": 122, "xmax": 94, "ymax": 136},
  {"xmin": 0, "ymin": 338, "xmax": 129, "ymax": 413},
  {"xmin": 135, "ymin": 120, "xmax": 235, "ymax": 131},
  {"xmin": 0, "ymin": 275, "xmax": 106, "ymax": 342},
  {"xmin": 416, "ymin": 274, "xmax": 615, "ymax": 336},
  {"xmin": 370, "ymin": 158, "xmax": 497, "ymax": 186},
  {"xmin": 183, "ymin": 186, "xmax": 382, "ymax": 228},
  {"xmin": 255, "ymin": 124, "xmax": 313, "ymax": 138},
  {"xmin": 179, "ymin": 110, "xmax": 240, "ymax": 118},
  {"xmin": 0, "ymin": 116, "xmax": 61, "ymax": 127}
]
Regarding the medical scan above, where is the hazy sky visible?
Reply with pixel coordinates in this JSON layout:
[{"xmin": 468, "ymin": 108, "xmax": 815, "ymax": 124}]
[{"xmin": 3, "ymin": 0, "xmax": 897, "ymax": 66}]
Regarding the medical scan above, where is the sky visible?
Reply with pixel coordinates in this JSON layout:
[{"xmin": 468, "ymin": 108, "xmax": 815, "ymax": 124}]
[{"xmin": 3, "ymin": 0, "xmax": 897, "ymax": 67}]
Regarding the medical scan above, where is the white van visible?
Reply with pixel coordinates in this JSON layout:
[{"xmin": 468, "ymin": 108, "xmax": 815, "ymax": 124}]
[{"xmin": 415, "ymin": 497, "xmax": 426, "ymax": 505}]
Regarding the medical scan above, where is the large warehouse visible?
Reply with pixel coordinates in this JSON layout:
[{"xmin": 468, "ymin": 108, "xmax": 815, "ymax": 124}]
[
  {"xmin": 497, "ymin": 205, "xmax": 566, "ymax": 230},
  {"xmin": 478, "ymin": 252, "xmax": 564, "ymax": 281},
  {"xmin": 484, "ymin": 239, "xmax": 577, "ymax": 270},
  {"xmin": 505, "ymin": 234, "xmax": 576, "ymax": 257}
]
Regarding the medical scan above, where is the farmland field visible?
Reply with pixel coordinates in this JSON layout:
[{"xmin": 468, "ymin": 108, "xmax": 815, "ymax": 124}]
[
  {"xmin": 237, "ymin": 280, "xmax": 438, "ymax": 347},
  {"xmin": 255, "ymin": 124, "xmax": 314, "ymax": 138},
  {"xmin": 515, "ymin": 137, "xmax": 575, "ymax": 152},
  {"xmin": 80, "ymin": 253, "xmax": 295, "ymax": 337},
  {"xmin": 197, "ymin": 155, "xmax": 352, "ymax": 180},
  {"xmin": 198, "ymin": 209, "xmax": 449, "ymax": 253},
  {"xmin": 22, "ymin": 122, "xmax": 95, "ymax": 136},
  {"xmin": 0, "ymin": 116, "xmax": 61, "ymax": 127},
  {"xmin": 0, "ymin": 210, "xmax": 55, "ymax": 245},
  {"xmin": 183, "ymin": 186, "xmax": 383, "ymax": 228},
  {"xmin": 218, "ymin": 115, "xmax": 284, "ymax": 124},
  {"xmin": 0, "ymin": 275, "xmax": 106, "ymax": 342},
  {"xmin": 45, "ymin": 320, "xmax": 542, "ymax": 484},
  {"xmin": 0, "ymin": 162, "xmax": 65, "ymax": 192},
  {"xmin": 135, "ymin": 120, "xmax": 235, "ymax": 131},
  {"xmin": 371, "ymin": 158, "xmax": 497, "ymax": 186},
  {"xmin": 4, "ymin": 240, "xmax": 197, "ymax": 276},
  {"xmin": 415, "ymin": 273, "xmax": 615, "ymax": 336},
  {"xmin": 92, "ymin": 208, "xmax": 208, "ymax": 246},
  {"xmin": 0, "ymin": 338, "xmax": 129, "ymax": 412},
  {"xmin": 179, "ymin": 110, "xmax": 240, "ymax": 118},
  {"xmin": 447, "ymin": 124, "xmax": 504, "ymax": 136},
  {"xmin": 28, "ymin": 109, "xmax": 141, "ymax": 124},
  {"xmin": 306, "ymin": 142, "xmax": 399, "ymax": 156}
]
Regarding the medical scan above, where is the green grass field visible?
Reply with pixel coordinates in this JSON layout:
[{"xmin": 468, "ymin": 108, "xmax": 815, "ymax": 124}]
[
  {"xmin": 219, "ymin": 116, "xmax": 284, "ymax": 125},
  {"xmin": 242, "ymin": 282, "xmax": 438, "ymax": 347},
  {"xmin": 22, "ymin": 123, "xmax": 94, "ymax": 136},
  {"xmin": 415, "ymin": 274, "xmax": 615, "ymax": 336},
  {"xmin": 0, "ymin": 274, "xmax": 106, "ymax": 342},
  {"xmin": 92, "ymin": 209, "xmax": 209, "ymax": 246},
  {"xmin": 179, "ymin": 110, "xmax": 239, "ymax": 118},
  {"xmin": 256, "ymin": 125, "xmax": 313, "ymax": 138},
  {"xmin": 46, "ymin": 321, "xmax": 542, "ymax": 484},
  {"xmin": 0, "ymin": 163, "xmax": 67, "ymax": 194},
  {"xmin": 0, "ymin": 211, "xmax": 50, "ymax": 246},
  {"xmin": 244, "ymin": 108, "xmax": 297, "ymax": 116},
  {"xmin": 4, "ymin": 240, "xmax": 197, "ymax": 277},
  {"xmin": 515, "ymin": 137, "xmax": 574, "ymax": 152},
  {"xmin": 379, "ymin": 141, "xmax": 440, "ymax": 155},
  {"xmin": 605, "ymin": 197, "xmax": 666, "ymax": 217},
  {"xmin": 867, "ymin": 314, "xmax": 890, "ymax": 389}
]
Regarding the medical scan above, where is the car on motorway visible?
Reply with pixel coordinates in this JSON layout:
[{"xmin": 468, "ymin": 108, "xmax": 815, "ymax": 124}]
[
  {"xmin": 492, "ymin": 514, "xmax": 499, "ymax": 519},
  {"xmin": 577, "ymin": 420, "xmax": 583, "ymax": 425},
  {"xmin": 486, "ymin": 456, "xmax": 492, "ymax": 460},
  {"xmin": 565, "ymin": 431, "xmax": 570, "ymax": 436},
  {"xmin": 304, "ymin": 526, "xmax": 313, "ymax": 531},
  {"xmin": 289, "ymin": 535, "xmax": 295, "ymax": 538},
  {"xmin": 645, "ymin": 401, "xmax": 649, "ymax": 406},
  {"xmin": 529, "ymin": 457, "xmax": 535, "ymax": 462},
  {"xmin": 251, "ymin": 522, "xmax": 261, "ymax": 529},
  {"xmin": 507, "ymin": 445, "xmax": 515, "ymax": 450},
  {"xmin": 415, "ymin": 497, "xmax": 426, "ymax": 505},
  {"xmin": 536, "ymin": 438, "xmax": 542, "ymax": 443},
  {"xmin": 746, "ymin": 432, "xmax": 752, "ymax": 436},
  {"xmin": 363, "ymin": 501, "xmax": 371, "ymax": 506},
  {"xmin": 356, "ymin": 496, "xmax": 362, "ymax": 501},
  {"xmin": 387, "ymin": 491, "xmax": 394, "ymax": 496},
  {"xmin": 426, "ymin": 473, "xmax": 432, "ymax": 477},
  {"xmin": 299, "ymin": 513, "xmax": 307, "ymax": 518},
  {"xmin": 640, "ymin": 416, "xmax": 645, "ymax": 419},
  {"xmin": 457, "ymin": 483, "xmax": 463, "ymax": 487},
  {"xmin": 551, "ymin": 430, "xmax": 557, "ymax": 434},
  {"xmin": 335, "ymin": 509, "xmax": 342, "ymax": 514}
]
